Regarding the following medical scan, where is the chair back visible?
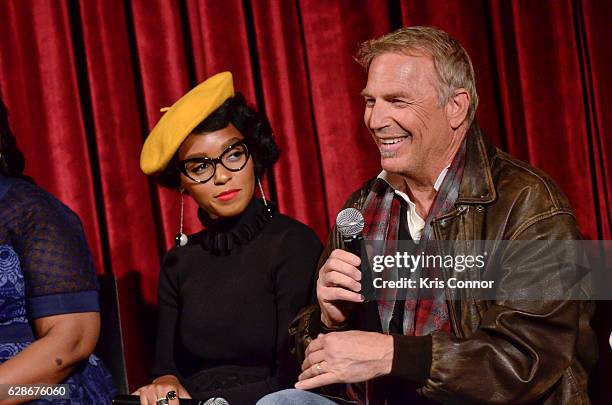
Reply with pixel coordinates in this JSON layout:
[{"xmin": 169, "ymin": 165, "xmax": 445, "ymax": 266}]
[{"xmin": 96, "ymin": 273, "xmax": 129, "ymax": 394}]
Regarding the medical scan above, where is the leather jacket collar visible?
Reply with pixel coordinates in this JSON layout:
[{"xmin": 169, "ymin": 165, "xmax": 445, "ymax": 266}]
[{"xmin": 456, "ymin": 122, "xmax": 497, "ymax": 205}]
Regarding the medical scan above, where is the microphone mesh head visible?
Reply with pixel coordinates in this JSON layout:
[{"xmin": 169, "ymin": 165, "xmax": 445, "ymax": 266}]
[
  {"xmin": 203, "ymin": 398, "xmax": 229, "ymax": 405},
  {"xmin": 336, "ymin": 208, "xmax": 365, "ymax": 237}
]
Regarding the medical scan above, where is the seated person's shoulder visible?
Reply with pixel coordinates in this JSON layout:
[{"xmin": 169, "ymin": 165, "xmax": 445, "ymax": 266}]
[
  {"xmin": 271, "ymin": 213, "xmax": 322, "ymax": 250},
  {"xmin": 340, "ymin": 176, "xmax": 379, "ymax": 211},
  {"xmin": 4, "ymin": 179, "xmax": 88, "ymax": 239},
  {"xmin": 491, "ymin": 149, "xmax": 573, "ymax": 213}
]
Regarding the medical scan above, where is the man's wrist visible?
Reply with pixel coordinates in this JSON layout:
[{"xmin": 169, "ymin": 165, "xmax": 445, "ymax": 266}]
[
  {"xmin": 307, "ymin": 309, "xmax": 349, "ymax": 339},
  {"xmin": 378, "ymin": 334, "xmax": 395, "ymax": 376},
  {"xmin": 320, "ymin": 312, "xmax": 348, "ymax": 331},
  {"xmin": 320, "ymin": 311, "xmax": 333, "ymax": 328},
  {"xmin": 320, "ymin": 312, "xmax": 339, "ymax": 329}
]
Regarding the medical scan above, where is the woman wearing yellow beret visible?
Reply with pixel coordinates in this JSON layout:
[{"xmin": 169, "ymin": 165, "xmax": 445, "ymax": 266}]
[{"xmin": 134, "ymin": 72, "xmax": 322, "ymax": 405}]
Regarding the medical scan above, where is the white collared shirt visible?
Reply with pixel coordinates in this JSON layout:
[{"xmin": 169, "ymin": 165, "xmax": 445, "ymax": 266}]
[{"xmin": 377, "ymin": 167, "xmax": 450, "ymax": 241}]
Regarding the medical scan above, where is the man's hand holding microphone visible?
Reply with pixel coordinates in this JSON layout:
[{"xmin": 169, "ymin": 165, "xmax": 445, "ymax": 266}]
[{"xmin": 296, "ymin": 209, "xmax": 393, "ymax": 390}]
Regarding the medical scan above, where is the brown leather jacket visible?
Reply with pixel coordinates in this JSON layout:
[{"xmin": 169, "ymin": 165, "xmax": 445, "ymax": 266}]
[{"xmin": 291, "ymin": 124, "xmax": 597, "ymax": 404}]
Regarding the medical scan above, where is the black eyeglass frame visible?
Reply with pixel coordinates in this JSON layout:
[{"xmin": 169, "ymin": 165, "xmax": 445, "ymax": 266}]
[{"xmin": 177, "ymin": 141, "xmax": 250, "ymax": 184}]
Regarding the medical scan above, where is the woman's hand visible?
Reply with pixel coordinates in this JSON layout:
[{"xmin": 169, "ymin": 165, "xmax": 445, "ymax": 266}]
[{"xmin": 132, "ymin": 374, "xmax": 191, "ymax": 405}]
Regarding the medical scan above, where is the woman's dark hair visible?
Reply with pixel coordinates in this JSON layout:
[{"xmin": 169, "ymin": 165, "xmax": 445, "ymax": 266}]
[
  {"xmin": 155, "ymin": 92, "xmax": 280, "ymax": 189},
  {"xmin": 0, "ymin": 99, "xmax": 29, "ymax": 180}
]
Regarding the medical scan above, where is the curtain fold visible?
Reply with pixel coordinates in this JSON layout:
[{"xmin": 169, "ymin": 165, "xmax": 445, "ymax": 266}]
[
  {"xmin": 298, "ymin": 0, "xmax": 392, "ymax": 223},
  {"xmin": 581, "ymin": 0, "xmax": 612, "ymax": 239},
  {"xmin": 77, "ymin": 0, "xmax": 162, "ymax": 383},
  {"xmin": 0, "ymin": 0, "xmax": 105, "ymax": 271},
  {"xmin": 492, "ymin": 0, "xmax": 600, "ymax": 238},
  {"xmin": 1, "ymin": 0, "xmax": 610, "ymax": 394},
  {"xmin": 250, "ymin": 0, "xmax": 329, "ymax": 235}
]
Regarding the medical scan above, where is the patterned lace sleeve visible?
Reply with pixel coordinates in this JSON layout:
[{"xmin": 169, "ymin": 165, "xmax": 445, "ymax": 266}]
[{"xmin": 7, "ymin": 181, "xmax": 100, "ymax": 318}]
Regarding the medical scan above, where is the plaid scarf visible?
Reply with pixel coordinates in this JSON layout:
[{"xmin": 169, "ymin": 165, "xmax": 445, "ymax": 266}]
[
  {"xmin": 362, "ymin": 139, "xmax": 466, "ymax": 336},
  {"xmin": 346, "ymin": 142, "xmax": 466, "ymax": 404}
]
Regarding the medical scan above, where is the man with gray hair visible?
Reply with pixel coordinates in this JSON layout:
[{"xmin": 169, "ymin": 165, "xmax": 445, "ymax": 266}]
[{"xmin": 258, "ymin": 26, "xmax": 595, "ymax": 404}]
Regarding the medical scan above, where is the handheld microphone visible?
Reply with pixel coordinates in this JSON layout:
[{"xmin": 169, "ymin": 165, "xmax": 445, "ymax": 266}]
[
  {"xmin": 336, "ymin": 208, "xmax": 373, "ymax": 299},
  {"xmin": 336, "ymin": 208, "xmax": 365, "ymax": 254},
  {"xmin": 202, "ymin": 398, "xmax": 229, "ymax": 405}
]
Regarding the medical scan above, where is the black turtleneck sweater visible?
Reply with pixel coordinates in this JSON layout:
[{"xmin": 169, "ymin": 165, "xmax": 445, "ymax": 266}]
[{"xmin": 152, "ymin": 198, "xmax": 322, "ymax": 404}]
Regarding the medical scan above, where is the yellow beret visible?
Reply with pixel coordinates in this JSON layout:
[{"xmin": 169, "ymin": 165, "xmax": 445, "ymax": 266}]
[{"xmin": 140, "ymin": 71, "xmax": 235, "ymax": 175}]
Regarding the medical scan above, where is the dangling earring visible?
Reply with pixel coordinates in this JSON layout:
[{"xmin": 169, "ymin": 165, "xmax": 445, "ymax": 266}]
[
  {"xmin": 175, "ymin": 188, "xmax": 188, "ymax": 247},
  {"xmin": 256, "ymin": 176, "xmax": 273, "ymax": 218},
  {"xmin": 256, "ymin": 176, "xmax": 268, "ymax": 207}
]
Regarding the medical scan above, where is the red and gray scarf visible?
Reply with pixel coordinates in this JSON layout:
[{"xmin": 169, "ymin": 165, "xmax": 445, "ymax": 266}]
[{"xmin": 362, "ymin": 140, "xmax": 466, "ymax": 336}]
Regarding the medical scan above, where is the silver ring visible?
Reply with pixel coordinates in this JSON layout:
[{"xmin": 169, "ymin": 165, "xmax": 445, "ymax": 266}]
[
  {"xmin": 156, "ymin": 398, "xmax": 169, "ymax": 405},
  {"xmin": 315, "ymin": 363, "xmax": 323, "ymax": 374},
  {"xmin": 166, "ymin": 391, "xmax": 177, "ymax": 401}
]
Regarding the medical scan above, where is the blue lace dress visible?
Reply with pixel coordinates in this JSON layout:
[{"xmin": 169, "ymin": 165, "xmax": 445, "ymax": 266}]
[{"xmin": 0, "ymin": 174, "xmax": 117, "ymax": 403}]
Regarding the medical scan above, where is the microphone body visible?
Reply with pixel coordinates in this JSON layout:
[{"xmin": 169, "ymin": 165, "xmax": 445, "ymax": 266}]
[{"xmin": 336, "ymin": 208, "xmax": 373, "ymax": 300}]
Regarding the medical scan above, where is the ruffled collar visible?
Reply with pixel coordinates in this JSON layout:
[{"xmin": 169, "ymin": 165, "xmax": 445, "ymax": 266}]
[{"xmin": 198, "ymin": 198, "xmax": 275, "ymax": 255}]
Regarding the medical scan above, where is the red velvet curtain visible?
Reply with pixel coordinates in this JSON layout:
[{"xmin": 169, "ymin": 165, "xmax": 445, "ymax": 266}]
[{"xmin": 1, "ymin": 0, "xmax": 610, "ymax": 398}]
